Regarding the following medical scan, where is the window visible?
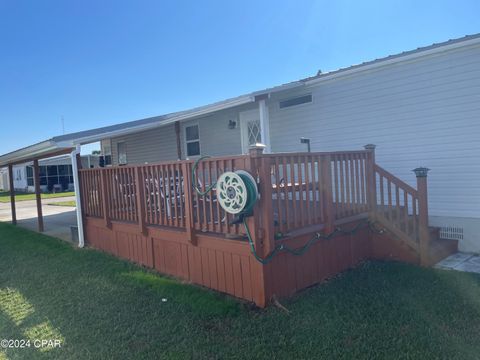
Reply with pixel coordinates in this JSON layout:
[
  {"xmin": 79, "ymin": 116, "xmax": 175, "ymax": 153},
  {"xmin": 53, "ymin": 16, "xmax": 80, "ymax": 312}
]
[
  {"xmin": 117, "ymin": 142, "xmax": 127, "ymax": 165},
  {"xmin": 279, "ymin": 94, "xmax": 312, "ymax": 109},
  {"xmin": 27, "ymin": 167, "xmax": 34, "ymax": 186},
  {"xmin": 16, "ymin": 169, "xmax": 22, "ymax": 180},
  {"xmin": 185, "ymin": 124, "xmax": 200, "ymax": 157}
]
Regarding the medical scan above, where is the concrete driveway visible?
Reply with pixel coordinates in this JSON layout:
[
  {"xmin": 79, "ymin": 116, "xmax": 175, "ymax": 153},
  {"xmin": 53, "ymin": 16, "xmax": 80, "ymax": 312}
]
[{"xmin": 0, "ymin": 196, "xmax": 77, "ymax": 242}]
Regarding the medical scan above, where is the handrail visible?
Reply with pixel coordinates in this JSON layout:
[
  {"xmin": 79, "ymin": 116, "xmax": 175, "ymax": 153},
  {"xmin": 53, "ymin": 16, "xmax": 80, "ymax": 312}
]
[
  {"xmin": 373, "ymin": 164, "xmax": 420, "ymax": 246},
  {"xmin": 374, "ymin": 165, "xmax": 418, "ymax": 196}
]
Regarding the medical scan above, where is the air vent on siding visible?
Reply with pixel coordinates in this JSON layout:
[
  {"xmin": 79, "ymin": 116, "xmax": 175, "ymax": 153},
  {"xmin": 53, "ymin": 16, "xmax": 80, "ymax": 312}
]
[
  {"xmin": 279, "ymin": 94, "xmax": 312, "ymax": 109},
  {"xmin": 439, "ymin": 226, "xmax": 464, "ymax": 240}
]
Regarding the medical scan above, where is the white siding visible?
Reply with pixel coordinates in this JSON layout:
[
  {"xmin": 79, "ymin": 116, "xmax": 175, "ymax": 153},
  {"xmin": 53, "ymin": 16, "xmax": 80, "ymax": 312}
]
[
  {"xmin": 268, "ymin": 43, "xmax": 480, "ymax": 220},
  {"xmin": 180, "ymin": 105, "xmax": 255, "ymax": 158},
  {"xmin": 109, "ymin": 104, "xmax": 257, "ymax": 165},
  {"xmin": 110, "ymin": 124, "xmax": 179, "ymax": 165}
]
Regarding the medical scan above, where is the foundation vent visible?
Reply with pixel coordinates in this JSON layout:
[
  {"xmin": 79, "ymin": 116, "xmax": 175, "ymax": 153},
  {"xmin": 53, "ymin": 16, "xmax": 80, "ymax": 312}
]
[{"xmin": 439, "ymin": 226, "xmax": 464, "ymax": 241}]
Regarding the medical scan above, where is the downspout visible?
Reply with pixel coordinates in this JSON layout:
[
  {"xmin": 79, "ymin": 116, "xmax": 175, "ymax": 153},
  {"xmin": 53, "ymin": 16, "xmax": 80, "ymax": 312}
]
[{"xmin": 71, "ymin": 145, "xmax": 85, "ymax": 248}]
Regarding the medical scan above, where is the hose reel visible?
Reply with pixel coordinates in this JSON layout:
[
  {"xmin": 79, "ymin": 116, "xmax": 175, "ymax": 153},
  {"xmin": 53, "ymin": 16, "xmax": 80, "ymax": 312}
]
[{"xmin": 216, "ymin": 170, "xmax": 258, "ymax": 216}]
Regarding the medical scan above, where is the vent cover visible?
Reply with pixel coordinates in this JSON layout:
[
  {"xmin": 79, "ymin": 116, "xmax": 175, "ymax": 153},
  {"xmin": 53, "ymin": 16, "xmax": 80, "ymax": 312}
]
[
  {"xmin": 279, "ymin": 94, "xmax": 312, "ymax": 109},
  {"xmin": 439, "ymin": 226, "xmax": 464, "ymax": 240}
]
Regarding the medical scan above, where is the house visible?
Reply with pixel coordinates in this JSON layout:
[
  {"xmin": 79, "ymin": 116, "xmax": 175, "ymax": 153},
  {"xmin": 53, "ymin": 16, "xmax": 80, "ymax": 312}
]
[
  {"xmin": 0, "ymin": 155, "xmax": 99, "ymax": 193},
  {"xmin": 0, "ymin": 33, "xmax": 478, "ymax": 306},
  {"xmin": 92, "ymin": 33, "xmax": 479, "ymax": 252}
]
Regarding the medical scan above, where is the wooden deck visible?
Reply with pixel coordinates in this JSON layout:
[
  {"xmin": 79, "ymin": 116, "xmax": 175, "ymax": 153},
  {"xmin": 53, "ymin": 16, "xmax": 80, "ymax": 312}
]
[{"xmin": 79, "ymin": 146, "xmax": 457, "ymax": 307}]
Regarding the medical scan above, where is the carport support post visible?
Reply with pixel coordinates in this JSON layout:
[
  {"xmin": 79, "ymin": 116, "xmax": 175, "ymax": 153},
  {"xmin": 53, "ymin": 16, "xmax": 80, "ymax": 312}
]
[
  {"xmin": 8, "ymin": 164, "xmax": 16, "ymax": 225},
  {"xmin": 33, "ymin": 159, "xmax": 44, "ymax": 232},
  {"xmin": 71, "ymin": 145, "xmax": 85, "ymax": 248}
]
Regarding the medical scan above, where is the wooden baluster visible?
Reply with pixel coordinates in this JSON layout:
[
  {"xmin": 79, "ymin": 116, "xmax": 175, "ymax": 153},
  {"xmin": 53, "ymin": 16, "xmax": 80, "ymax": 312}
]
[
  {"xmin": 289, "ymin": 156, "xmax": 297, "ymax": 229},
  {"xmin": 207, "ymin": 161, "xmax": 215, "ymax": 232},
  {"xmin": 395, "ymin": 185, "xmax": 400, "ymax": 228},
  {"xmin": 100, "ymin": 170, "xmax": 111, "ymax": 228},
  {"xmin": 349, "ymin": 154, "xmax": 355, "ymax": 214},
  {"xmin": 305, "ymin": 155, "xmax": 311, "ymax": 225},
  {"xmin": 321, "ymin": 155, "xmax": 335, "ymax": 233},
  {"xmin": 274, "ymin": 156, "xmax": 282, "ymax": 233},
  {"xmin": 135, "ymin": 166, "xmax": 147, "ymax": 235},
  {"xmin": 339, "ymin": 156, "xmax": 345, "ymax": 218},
  {"xmin": 297, "ymin": 156, "xmax": 305, "ymax": 227},
  {"xmin": 354, "ymin": 154, "xmax": 360, "ymax": 213},
  {"xmin": 359, "ymin": 155, "xmax": 366, "ymax": 212},
  {"xmin": 182, "ymin": 162, "xmax": 196, "ymax": 244},
  {"xmin": 379, "ymin": 175, "xmax": 385, "ymax": 215},
  {"xmin": 333, "ymin": 156, "xmax": 339, "ymax": 220},
  {"xmin": 314, "ymin": 156, "xmax": 321, "ymax": 223},
  {"xmin": 364, "ymin": 144, "xmax": 377, "ymax": 218},
  {"xmin": 412, "ymin": 197, "xmax": 418, "ymax": 242},
  {"xmin": 282, "ymin": 156, "xmax": 289, "ymax": 232}
]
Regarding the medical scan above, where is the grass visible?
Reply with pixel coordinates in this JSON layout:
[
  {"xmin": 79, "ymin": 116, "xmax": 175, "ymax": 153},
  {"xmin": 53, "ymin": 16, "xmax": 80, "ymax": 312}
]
[
  {"xmin": 0, "ymin": 223, "xmax": 479, "ymax": 359},
  {"xmin": 0, "ymin": 192, "xmax": 75, "ymax": 203},
  {"xmin": 47, "ymin": 201, "xmax": 76, "ymax": 207}
]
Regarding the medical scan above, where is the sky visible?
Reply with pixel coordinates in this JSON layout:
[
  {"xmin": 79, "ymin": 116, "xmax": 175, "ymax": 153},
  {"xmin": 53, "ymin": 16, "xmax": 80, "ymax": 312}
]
[{"xmin": 0, "ymin": 0, "xmax": 479, "ymax": 155}]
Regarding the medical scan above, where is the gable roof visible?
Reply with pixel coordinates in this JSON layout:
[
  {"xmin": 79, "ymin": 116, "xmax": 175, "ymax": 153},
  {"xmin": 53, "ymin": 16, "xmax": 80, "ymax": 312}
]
[{"xmin": 1, "ymin": 33, "xmax": 480, "ymax": 166}]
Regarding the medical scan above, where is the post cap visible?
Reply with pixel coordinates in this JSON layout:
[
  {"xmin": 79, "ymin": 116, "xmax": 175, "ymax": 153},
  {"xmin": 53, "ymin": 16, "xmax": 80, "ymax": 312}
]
[
  {"xmin": 413, "ymin": 167, "xmax": 430, "ymax": 177},
  {"xmin": 249, "ymin": 143, "xmax": 266, "ymax": 156},
  {"xmin": 364, "ymin": 144, "xmax": 376, "ymax": 150}
]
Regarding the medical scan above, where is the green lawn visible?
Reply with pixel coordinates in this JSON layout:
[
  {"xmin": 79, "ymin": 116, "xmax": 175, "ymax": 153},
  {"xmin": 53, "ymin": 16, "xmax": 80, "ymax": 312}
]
[
  {"xmin": 47, "ymin": 201, "xmax": 76, "ymax": 207},
  {"xmin": 0, "ymin": 192, "xmax": 75, "ymax": 203},
  {"xmin": 0, "ymin": 223, "xmax": 479, "ymax": 359}
]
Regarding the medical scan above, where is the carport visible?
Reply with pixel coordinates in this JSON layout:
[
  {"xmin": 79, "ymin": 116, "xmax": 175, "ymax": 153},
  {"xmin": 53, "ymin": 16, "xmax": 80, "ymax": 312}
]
[{"xmin": 0, "ymin": 141, "xmax": 84, "ymax": 245}]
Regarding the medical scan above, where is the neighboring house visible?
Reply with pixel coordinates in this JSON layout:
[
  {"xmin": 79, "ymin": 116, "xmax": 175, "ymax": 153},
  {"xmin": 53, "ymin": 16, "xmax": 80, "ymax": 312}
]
[
  {"xmin": 0, "ymin": 155, "xmax": 99, "ymax": 193},
  {"xmin": 0, "ymin": 168, "xmax": 8, "ymax": 191}
]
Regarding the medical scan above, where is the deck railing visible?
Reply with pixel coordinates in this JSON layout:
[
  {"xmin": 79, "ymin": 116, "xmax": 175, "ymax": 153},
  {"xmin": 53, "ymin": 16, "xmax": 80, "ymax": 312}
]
[
  {"xmin": 79, "ymin": 146, "xmax": 430, "ymax": 258},
  {"xmin": 374, "ymin": 165, "xmax": 419, "ymax": 246}
]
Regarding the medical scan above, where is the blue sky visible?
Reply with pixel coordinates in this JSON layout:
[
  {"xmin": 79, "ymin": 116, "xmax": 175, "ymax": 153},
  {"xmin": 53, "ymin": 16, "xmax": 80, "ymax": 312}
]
[{"xmin": 0, "ymin": 0, "xmax": 479, "ymax": 155}]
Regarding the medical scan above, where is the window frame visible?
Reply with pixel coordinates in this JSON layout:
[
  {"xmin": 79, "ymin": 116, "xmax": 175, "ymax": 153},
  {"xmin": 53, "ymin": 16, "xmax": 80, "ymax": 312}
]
[{"xmin": 184, "ymin": 123, "xmax": 201, "ymax": 158}]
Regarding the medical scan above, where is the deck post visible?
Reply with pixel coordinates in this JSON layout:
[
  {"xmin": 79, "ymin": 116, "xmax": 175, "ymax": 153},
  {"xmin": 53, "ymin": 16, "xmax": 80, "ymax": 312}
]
[
  {"xmin": 7, "ymin": 164, "xmax": 16, "ymax": 225},
  {"xmin": 364, "ymin": 144, "xmax": 377, "ymax": 218},
  {"xmin": 100, "ymin": 170, "xmax": 111, "ymax": 228},
  {"xmin": 182, "ymin": 162, "xmax": 196, "ymax": 245},
  {"xmin": 33, "ymin": 159, "xmax": 44, "ymax": 232},
  {"xmin": 134, "ymin": 167, "xmax": 147, "ymax": 235},
  {"xmin": 413, "ymin": 167, "xmax": 430, "ymax": 266},
  {"xmin": 321, "ymin": 155, "xmax": 335, "ymax": 233},
  {"xmin": 248, "ymin": 144, "xmax": 271, "ymax": 257}
]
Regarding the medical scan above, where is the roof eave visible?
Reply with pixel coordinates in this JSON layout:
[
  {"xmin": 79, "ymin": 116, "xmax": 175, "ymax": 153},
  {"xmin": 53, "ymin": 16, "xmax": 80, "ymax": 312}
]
[
  {"xmin": 305, "ymin": 34, "xmax": 480, "ymax": 85},
  {"xmin": 0, "ymin": 140, "xmax": 72, "ymax": 167},
  {"xmin": 56, "ymin": 95, "xmax": 257, "ymax": 146}
]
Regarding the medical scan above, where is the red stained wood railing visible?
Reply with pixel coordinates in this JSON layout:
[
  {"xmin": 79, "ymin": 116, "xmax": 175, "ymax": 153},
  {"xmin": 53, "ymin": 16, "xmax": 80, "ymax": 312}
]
[
  {"xmin": 79, "ymin": 148, "xmax": 424, "ymax": 252},
  {"xmin": 264, "ymin": 150, "xmax": 369, "ymax": 235},
  {"xmin": 330, "ymin": 151, "xmax": 369, "ymax": 220},
  {"xmin": 79, "ymin": 168, "xmax": 103, "ymax": 218},
  {"xmin": 374, "ymin": 164, "xmax": 420, "ymax": 247}
]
